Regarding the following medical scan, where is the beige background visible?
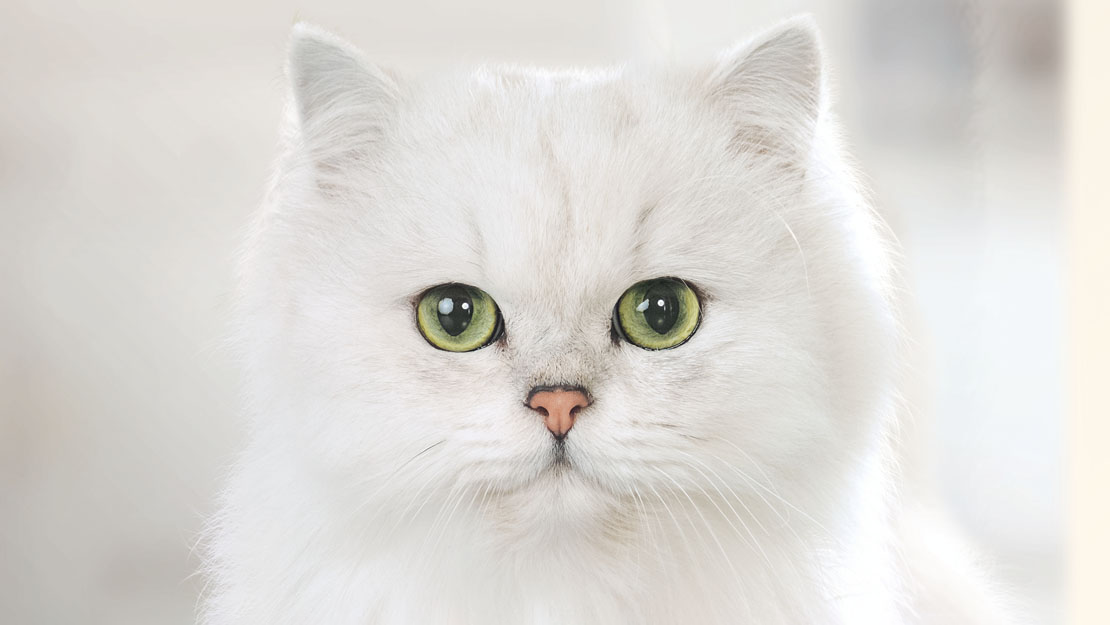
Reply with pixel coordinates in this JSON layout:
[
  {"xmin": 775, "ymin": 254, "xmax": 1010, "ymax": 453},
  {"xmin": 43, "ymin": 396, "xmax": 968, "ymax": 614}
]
[
  {"xmin": 1068, "ymin": 0, "xmax": 1109, "ymax": 624},
  {"xmin": 0, "ymin": 1, "xmax": 1063, "ymax": 623}
]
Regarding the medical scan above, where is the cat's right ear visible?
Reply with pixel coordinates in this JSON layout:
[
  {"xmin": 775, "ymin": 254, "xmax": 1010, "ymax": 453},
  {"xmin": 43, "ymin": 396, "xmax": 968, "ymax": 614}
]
[
  {"xmin": 286, "ymin": 24, "xmax": 399, "ymax": 176},
  {"xmin": 703, "ymin": 16, "xmax": 825, "ymax": 163}
]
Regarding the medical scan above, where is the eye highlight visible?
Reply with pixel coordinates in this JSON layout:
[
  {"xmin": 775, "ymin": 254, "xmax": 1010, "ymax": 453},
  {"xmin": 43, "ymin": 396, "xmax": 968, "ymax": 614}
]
[
  {"xmin": 612, "ymin": 278, "xmax": 701, "ymax": 350},
  {"xmin": 417, "ymin": 284, "xmax": 503, "ymax": 352}
]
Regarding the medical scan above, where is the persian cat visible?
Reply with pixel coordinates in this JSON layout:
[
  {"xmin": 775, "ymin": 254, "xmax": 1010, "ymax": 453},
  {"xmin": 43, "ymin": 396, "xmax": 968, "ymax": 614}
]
[{"xmin": 202, "ymin": 16, "xmax": 1008, "ymax": 625}]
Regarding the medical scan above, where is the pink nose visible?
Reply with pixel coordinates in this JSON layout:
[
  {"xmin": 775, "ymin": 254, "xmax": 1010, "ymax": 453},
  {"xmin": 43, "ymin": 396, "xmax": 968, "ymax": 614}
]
[{"xmin": 528, "ymin": 388, "xmax": 590, "ymax": 439}]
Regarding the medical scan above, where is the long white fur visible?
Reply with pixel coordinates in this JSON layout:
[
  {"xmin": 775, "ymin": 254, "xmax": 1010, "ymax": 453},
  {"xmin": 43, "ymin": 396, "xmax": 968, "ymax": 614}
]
[{"xmin": 201, "ymin": 17, "xmax": 1010, "ymax": 625}]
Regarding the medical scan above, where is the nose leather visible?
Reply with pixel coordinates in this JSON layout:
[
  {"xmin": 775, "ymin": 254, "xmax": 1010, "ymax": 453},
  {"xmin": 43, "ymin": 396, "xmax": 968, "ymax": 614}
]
[{"xmin": 527, "ymin": 387, "xmax": 590, "ymax": 439}]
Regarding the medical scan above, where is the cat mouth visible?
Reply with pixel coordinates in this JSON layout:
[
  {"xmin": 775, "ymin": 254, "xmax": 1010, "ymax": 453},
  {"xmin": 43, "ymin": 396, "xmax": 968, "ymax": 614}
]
[{"xmin": 550, "ymin": 439, "xmax": 571, "ymax": 468}]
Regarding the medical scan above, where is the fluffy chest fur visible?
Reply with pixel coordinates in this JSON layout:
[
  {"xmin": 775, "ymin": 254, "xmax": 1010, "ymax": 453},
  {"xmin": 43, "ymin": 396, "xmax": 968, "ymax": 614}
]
[
  {"xmin": 212, "ymin": 447, "xmax": 903, "ymax": 625},
  {"xmin": 201, "ymin": 17, "xmax": 1006, "ymax": 625}
]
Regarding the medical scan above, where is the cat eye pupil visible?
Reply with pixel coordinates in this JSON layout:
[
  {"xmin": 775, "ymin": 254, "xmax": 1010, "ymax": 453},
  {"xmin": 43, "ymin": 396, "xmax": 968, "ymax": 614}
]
[
  {"xmin": 640, "ymin": 287, "xmax": 679, "ymax": 335},
  {"xmin": 416, "ymin": 283, "xmax": 501, "ymax": 352},
  {"xmin": 613, "ymin": 278, "xmax": 700, "ymax": 350},
  {"xmin": 436, "ymin": 287, "xmax": 473, "ymax": 336}
]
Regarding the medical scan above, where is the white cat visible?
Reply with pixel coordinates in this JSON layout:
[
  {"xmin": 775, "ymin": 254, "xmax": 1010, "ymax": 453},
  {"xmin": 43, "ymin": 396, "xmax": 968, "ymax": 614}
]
[{"xmin": 201, "ymin": 16, "xmax": 1010, "ymax": 625}]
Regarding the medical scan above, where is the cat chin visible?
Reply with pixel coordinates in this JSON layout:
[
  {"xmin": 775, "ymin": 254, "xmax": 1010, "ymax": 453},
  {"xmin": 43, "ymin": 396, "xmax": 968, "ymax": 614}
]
[
  {"xmin": 492, "ymin": 463, "xmax": 622, "ymax": 524},
  {"xmin": 517, "ymin": 445, "xmax": 634, "ymax": 503},
  {"xmin": 486, "ymin": 470, "xmax": 634, "ymax": 543}
]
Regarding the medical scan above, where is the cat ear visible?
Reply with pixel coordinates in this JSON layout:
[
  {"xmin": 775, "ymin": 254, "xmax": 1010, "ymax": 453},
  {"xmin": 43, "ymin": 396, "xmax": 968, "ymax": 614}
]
[
  {"xmin": 286, "ymin": 24, "xmax": 399, "ymax": 178},
  {"xmin": 705, "ymin": 16, "xmax": 825, "ymax": 160}
]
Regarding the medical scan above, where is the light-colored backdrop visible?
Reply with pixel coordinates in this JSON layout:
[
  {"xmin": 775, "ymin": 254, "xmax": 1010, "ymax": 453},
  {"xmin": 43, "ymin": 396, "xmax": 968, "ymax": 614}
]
[{"xmin": 0, "ymin": 1, "xmax": 1060, "ymax": 623}]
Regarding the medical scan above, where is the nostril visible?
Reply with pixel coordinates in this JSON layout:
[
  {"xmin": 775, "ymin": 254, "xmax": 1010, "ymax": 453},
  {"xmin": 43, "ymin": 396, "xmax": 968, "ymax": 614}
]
[{"xmin": 526, "ymin": 386, "xmax": 591, "ymax": 437}]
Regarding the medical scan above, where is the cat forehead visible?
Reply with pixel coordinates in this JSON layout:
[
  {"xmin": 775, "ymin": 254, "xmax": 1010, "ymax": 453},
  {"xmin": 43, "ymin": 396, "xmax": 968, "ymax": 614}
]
[
  {"xmin": 399, "ymin": 67, "xmax": 708, "ymax": 168},
  {"xmin": 282, "ymin": 19, "xmax": 828, "ymax": 300},
  {"xmin": 367, "ymin": 69, "xmax": 750, "ymax": 293}
]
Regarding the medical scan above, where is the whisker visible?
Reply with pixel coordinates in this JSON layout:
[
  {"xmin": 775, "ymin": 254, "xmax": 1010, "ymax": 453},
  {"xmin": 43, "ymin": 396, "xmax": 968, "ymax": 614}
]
[
  {"xmin": 652, "ymin": 465, "xmax": 746, "ymax": 581},
  {"xmin": 709, "ymin": 438, "xmax": 835, "ymax": 539},
  {"xmin": 668, "ymin": 449, "xmax": 774, "ymax": 567}
]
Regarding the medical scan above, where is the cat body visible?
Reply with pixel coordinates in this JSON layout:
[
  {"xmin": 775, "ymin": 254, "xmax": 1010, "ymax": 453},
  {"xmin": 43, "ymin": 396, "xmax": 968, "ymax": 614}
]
[{"xmin": 202, "ymin": 18, "xmax": 1005, "ymax": 625}]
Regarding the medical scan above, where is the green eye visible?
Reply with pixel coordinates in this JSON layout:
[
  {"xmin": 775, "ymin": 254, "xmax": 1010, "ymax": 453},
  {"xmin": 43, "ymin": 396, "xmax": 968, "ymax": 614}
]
[
  {"xmin": 417, "ymin": 283, "xmax": 503, "ymax": 352},
  {"xmin": 613, "ymin": 278, "xmax": 701, "ymax": 350}
]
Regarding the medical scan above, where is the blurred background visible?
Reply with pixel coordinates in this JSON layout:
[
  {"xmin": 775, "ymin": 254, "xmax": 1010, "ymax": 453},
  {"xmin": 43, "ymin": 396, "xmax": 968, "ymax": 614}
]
[{"xmin": 0, "ymin": 0, "xmax": 1061, "ymax": 623}]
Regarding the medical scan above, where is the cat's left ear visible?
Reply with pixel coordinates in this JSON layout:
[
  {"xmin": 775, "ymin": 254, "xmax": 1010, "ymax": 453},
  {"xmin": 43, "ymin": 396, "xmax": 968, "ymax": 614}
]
[
  {"xmin": 705, "ymin": 15, "xmax": 825, "ymax": 160},
  {"xmin": 286, "ymin": 24, "xmax": 400, "ymax": 178}
]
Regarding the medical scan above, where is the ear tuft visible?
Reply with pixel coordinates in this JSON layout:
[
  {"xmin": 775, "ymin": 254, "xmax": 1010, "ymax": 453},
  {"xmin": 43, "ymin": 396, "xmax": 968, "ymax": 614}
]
[
  {"xmin": 285, "ymin": 24, "xmax": 399, "ymax": 179},
  {"xmin": 707, "ymin": 15, "xmax": 825, "ymax": 158},
  {"xmin": 287, "ymin": 23, "xmax": 397, "ymax": 129}
]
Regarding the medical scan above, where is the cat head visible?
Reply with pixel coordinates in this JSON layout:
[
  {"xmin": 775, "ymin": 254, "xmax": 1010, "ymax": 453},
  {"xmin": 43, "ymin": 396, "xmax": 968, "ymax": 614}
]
[{"xmin": 238, "ymin": 17, "xmax": 898, "ymax": 537}]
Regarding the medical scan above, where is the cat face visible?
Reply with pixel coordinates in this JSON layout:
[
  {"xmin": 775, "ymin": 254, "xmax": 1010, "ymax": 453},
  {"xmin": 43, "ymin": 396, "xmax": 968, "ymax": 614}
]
[{"xmin": 240, "ymin": 20, "xmax": 898, "ymax": 535}]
